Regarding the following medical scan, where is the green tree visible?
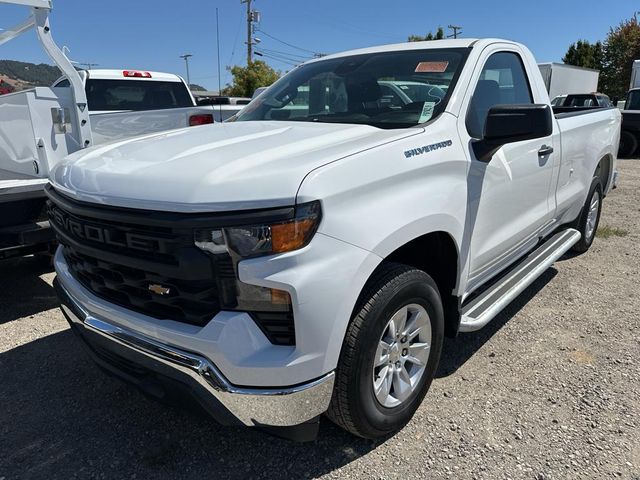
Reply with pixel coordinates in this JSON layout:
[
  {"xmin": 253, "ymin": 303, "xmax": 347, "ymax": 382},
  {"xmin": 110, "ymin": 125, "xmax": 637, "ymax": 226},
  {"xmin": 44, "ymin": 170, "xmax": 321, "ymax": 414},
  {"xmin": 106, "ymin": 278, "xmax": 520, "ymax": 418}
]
[
  {"xmin": 222, "ymin": 60, "xmax": 280, "ymax": 97},
  {"xmin": 0, "ymin": 60, "xmax": 60, "ymax": 86},
  {"xmin": 408, "ymin": 27, "xmax": 445, "ymax": 42},
  {"xmin": 600, "ymin": 14, "xmax": 640, "ymax": 99},
  {"xmin": 562, "ymin": 40, "xmax": 604, "ymax": 70}
]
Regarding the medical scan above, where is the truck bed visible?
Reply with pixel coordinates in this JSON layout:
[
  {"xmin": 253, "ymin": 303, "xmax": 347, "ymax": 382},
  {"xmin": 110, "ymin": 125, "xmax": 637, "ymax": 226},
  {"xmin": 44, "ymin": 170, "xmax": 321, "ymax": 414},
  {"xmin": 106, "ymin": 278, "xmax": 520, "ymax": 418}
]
[
  {"xmin": 0, "ymin": 169, "xmax": 48, "ymax": 204},
  {"xmin": 552, "ymin": 105, "xmax": 612, "ymax": 118}
]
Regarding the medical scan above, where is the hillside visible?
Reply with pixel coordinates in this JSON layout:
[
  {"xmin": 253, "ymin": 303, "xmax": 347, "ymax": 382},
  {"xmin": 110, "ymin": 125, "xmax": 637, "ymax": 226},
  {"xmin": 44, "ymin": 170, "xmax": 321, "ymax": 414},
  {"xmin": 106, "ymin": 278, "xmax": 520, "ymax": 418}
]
[{"xmin": 0, "ymin": 60, "xmax": 61, "ymax": 91}]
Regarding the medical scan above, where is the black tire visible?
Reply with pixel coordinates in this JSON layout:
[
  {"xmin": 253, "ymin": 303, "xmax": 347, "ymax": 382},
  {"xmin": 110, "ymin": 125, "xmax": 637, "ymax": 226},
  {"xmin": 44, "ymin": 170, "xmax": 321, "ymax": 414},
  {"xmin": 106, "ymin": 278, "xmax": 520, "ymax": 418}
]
[
  {"xmin": 619, "ymin": 130, "xmax": 638, "ymax": 158},
  {"xmin": 326, "ymin": 262, "xmax": 444, "ymax": 439},
  {"xmin": 571, "ymin": 177, "xmax": 603, "ymax": 253}
]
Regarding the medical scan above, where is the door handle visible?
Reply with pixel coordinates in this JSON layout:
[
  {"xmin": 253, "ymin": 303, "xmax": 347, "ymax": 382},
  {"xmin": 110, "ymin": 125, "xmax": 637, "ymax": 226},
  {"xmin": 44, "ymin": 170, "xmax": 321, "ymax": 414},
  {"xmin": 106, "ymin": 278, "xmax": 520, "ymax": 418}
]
[{"xmin": 538, "ymin": 145, "xmax": 554, "ymax": 157}]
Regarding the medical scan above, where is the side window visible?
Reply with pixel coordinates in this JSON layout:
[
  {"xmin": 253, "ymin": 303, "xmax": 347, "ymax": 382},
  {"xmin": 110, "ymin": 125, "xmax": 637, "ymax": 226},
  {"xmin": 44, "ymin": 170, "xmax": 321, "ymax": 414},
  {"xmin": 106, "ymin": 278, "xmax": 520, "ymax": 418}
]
[
  {"xmin": 54, "ymin": 78, "xmax": 70, "ymax": 88},
  {"xmin": 466, "ymin": 51, "xmax": 533, "ymax": 138}
]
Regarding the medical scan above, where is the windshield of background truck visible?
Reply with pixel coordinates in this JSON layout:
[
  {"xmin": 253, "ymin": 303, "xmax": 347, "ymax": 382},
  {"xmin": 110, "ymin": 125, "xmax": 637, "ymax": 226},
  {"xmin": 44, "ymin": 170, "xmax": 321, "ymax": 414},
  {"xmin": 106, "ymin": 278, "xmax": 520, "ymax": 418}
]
[
  {"xmin": 85, "ymin": 79, "xmax": 193, "ymax": 111},
  {"xmin": 235, "ymin": 48, "xmax": 468, "ymax": 129},
  {"xmin": 626, "ymin": 90, "xmax": 640, "ymax": 110}
]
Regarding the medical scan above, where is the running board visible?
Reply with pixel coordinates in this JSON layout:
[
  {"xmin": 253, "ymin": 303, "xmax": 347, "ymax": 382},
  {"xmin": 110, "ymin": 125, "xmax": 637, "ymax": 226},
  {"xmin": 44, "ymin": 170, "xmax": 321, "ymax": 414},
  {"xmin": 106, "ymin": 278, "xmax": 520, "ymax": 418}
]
[{"xmin": 459, "ymin": 229, "xmax": 581, "ymax": 332}]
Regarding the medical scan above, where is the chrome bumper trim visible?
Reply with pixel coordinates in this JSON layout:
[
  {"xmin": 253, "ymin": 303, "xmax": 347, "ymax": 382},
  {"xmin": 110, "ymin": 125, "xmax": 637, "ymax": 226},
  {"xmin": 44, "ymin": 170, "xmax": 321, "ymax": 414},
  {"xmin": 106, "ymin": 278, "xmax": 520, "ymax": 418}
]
[{"xmin": 55, "ymin": 278, "xmax": 334, "ymax": 427}]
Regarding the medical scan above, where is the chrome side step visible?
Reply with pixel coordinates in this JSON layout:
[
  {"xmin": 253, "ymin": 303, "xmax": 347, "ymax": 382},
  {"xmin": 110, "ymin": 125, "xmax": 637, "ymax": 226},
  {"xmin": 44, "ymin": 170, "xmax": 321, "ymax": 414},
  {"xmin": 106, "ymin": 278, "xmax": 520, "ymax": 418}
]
[{"xmin": 459, "ymin": 229, "xmax": 581, "ymax": 333}]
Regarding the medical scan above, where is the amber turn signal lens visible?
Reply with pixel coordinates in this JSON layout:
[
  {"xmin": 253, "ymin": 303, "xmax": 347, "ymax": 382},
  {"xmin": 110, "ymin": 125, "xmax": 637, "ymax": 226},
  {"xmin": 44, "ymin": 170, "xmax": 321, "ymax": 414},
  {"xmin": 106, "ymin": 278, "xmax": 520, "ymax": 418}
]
[
  {"xmin": 270, "ymin": 288, "xmax": 291, "ymax": 305},
  {"xmin": 271, "ymin": 218, "xmax": 317, "ymax": 254}
]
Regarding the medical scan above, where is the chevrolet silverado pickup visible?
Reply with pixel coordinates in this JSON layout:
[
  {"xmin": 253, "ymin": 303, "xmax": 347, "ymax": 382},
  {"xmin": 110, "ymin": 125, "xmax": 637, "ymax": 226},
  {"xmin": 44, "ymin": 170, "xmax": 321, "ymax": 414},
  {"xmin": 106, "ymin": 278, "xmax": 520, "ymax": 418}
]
[
  {"xmin": 49, "ymin": 38, "xmax": 621, "ymax": 440},
  {"xmin": 0, "ymin": 0, "xmax": 213, "ymax": 261}
]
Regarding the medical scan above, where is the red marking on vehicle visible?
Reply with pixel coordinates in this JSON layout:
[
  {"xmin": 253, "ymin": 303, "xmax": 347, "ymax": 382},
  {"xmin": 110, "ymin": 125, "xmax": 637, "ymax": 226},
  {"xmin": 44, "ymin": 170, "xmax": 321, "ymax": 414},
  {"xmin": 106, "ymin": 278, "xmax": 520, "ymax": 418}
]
[
  {"xmin": 415, "ymin": 61, "xmax": 449, "ymax": 73},
  {"xmin": 123, "ymin": 70, "xmax": 152, "ymax": 78}
]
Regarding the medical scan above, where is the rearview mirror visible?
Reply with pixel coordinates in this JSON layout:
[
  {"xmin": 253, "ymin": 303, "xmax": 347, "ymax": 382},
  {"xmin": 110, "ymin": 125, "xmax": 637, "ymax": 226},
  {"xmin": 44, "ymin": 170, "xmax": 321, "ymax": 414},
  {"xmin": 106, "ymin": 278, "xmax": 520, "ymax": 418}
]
[{"xmin": 473, "ymin": 104, "xmax": 553, "ymax": 162}]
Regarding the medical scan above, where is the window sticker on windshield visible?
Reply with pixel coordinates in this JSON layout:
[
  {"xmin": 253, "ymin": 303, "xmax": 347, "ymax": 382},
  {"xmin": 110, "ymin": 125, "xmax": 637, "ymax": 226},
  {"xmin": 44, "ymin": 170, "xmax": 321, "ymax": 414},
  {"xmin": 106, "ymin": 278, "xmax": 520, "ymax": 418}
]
[
  {"xmin": 419, "ymin": 101, "xmax": 436, "ymax": 123},
  {"xmin": 415, "ymin": 61, "xmax": 449, "ymax": 73}
]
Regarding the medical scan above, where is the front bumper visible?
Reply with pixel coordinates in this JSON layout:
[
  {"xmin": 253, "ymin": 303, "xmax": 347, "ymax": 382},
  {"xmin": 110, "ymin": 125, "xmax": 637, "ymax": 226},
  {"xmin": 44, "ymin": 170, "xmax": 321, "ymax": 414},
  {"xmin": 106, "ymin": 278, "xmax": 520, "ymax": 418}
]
[{"xmin": 54, "ymin": 277, "xmax": 335, "ymax": 428}]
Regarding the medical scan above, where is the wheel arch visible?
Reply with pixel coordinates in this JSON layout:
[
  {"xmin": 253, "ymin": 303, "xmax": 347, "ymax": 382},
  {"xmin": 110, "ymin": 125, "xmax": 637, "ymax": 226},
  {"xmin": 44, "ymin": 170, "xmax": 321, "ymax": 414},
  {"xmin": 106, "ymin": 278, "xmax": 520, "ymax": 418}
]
[
  {"xmin": 355, "ymin": 229, "xmax": 463, "ymax": 339},
  {"xmin": 595, "ymin": 153, "xmax": 613, "ymax": 194}
]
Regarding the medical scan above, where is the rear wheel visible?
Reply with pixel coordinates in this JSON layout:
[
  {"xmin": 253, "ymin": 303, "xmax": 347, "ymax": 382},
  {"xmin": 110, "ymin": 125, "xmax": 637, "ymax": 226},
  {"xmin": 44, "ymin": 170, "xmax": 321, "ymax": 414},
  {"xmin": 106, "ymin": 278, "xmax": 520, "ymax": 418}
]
[
  {"xmin": 571, "ymin": 178, "xmax": 603, "ymax": 253},
  {"xmin": 326, "ymin": 262, "xmax": 444, "ymax": 438},
  {"xmin": 619, "ymin": 130, "xmax": 638, "ymax": 158}
]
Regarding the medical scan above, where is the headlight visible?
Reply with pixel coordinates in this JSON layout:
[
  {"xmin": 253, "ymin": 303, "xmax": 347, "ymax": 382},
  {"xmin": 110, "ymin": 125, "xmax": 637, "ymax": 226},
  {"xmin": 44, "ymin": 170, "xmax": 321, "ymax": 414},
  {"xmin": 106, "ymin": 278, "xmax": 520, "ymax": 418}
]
[
  {"xmin": 194, "ymin": 201, "xmax": 321, "ymax": 259},
  {"xmin": 192, "ymin": 202, "xmax": 320, "ymax": 346}
]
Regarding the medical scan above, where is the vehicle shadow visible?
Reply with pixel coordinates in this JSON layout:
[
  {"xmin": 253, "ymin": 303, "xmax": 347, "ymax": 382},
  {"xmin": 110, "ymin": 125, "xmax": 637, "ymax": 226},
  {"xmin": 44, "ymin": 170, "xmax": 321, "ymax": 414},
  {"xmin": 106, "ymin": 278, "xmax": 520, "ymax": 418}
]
[
  {"xmin": 436, "ymin": 268, "xmax": 558, "ymax": 378},
  {"xmin": 0, "ymin": 329, "xmax": 379, "ymax": 480},
  {"xmin": 0, "ymin": 256, "xmax": 58, "ymax": 325},
  {"xmin": 0, "ymin": 263, "xmax": 557, "ymax": 479}
]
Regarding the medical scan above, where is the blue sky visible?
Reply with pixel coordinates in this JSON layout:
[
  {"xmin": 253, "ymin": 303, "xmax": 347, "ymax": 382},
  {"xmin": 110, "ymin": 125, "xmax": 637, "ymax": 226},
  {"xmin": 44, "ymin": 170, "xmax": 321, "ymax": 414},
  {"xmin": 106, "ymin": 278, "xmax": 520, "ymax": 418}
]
[{"xmin": 2, "ymin": 0, "xmax": 636, "ymax": 90}]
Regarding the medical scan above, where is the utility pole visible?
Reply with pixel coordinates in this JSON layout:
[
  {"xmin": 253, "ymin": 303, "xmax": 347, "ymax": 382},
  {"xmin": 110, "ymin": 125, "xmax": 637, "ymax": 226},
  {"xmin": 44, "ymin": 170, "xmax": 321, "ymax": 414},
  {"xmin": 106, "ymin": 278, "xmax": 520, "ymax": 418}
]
[
  {"xmin": 245, "ymin": 0, "xmax": 252, "ymax": 65},
  {"xmin": 241, "ymin": 0, "xmax": 260, "ymax": 65},
  {"xmin": 179, "ymin": 53, "xmax": 193, "ymax": 88},
  {"xmin": 447, "ymin": 25, "xmax": 462, "ymax": 39}
]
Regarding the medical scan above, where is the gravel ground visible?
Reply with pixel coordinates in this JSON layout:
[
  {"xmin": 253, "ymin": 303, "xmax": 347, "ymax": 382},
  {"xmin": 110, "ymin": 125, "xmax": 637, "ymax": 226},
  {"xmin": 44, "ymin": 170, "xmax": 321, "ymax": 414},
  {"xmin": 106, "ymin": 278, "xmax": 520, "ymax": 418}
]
[{"xmin": 1, "ymin": 160, "xmax": 638, "ymax": 480}]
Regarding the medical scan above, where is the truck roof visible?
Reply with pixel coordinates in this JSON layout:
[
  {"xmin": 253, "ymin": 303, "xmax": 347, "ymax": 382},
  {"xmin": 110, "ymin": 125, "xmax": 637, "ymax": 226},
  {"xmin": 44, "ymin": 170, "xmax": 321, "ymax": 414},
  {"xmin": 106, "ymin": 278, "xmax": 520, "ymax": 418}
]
[
  {"xmin": 310, "ymin": 38, "xmax": 484, "ymax": 63},
  {"xmin": 84, "ymin": 69, "xmax": 185, "ymax": 82}
]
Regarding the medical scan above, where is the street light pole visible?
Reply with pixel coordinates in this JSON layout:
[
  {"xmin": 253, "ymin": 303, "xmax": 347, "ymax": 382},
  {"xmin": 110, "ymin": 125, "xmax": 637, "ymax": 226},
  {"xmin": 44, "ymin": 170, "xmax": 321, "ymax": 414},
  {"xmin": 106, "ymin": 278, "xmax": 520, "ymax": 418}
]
[{"xmin": 179, "ymin": 53, "xmax": 193, "ymax": 88}]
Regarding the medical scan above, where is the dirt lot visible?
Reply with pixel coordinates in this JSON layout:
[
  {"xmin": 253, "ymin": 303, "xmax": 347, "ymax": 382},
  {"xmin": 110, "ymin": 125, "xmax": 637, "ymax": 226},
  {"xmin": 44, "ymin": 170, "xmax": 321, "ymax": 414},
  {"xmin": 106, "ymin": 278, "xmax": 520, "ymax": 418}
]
[{"xmin": 1, "ymin": 160, "xmax": 638, "ymax": 480}]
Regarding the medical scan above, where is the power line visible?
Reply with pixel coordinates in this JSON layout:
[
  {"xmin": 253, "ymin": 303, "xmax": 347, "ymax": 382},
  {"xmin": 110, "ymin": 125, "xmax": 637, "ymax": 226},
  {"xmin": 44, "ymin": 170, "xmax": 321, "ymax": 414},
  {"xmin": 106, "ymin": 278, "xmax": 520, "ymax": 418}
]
[
  {"xmin": 254, "ymin": 51, "xmax": 300, "ymax": 65},
  {"xmin": 258, "ymin": 47, "xmax": 311, "ymax": 61},
  {"xmin": 257, "ymin": 29, "xmax": 320, "ymax": 56},
  {"xmin": 254, "ymin": 51, "xmax": 300, "ymax": 67}
]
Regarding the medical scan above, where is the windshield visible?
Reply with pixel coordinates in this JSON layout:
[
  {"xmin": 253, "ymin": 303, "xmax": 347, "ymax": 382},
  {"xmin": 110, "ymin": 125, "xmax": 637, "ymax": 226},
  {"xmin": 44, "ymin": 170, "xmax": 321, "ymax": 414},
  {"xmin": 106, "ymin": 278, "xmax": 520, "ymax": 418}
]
[
  {"xmin": 626, "ymin": 90, "xmax": 640, "ymax": 110},
  {"xmin": 235, "ymin": 48, "xmax": 469, "ymax": 129}
]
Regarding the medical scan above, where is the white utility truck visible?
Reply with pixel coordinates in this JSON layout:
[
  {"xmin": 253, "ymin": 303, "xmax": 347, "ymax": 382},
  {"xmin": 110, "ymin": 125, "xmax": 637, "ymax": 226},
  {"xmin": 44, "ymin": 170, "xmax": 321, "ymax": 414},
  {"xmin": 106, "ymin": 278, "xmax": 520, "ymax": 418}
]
[
  {"xmin": 0, "ymin": 0, "xmax": 213, "ymax": 261},
  {"xmin": 50, "ymin": 38, "xmax": 621, "ymax": 441},
  {"xmin": 538, "ymin": 62, "xmax": 600, "ymax": 100}
]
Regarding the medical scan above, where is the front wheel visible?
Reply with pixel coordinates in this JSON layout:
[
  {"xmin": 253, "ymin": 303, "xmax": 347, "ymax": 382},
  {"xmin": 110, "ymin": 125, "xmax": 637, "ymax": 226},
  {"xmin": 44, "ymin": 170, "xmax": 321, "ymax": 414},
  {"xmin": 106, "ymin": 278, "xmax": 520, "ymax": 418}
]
[{"xmin": 326, "ymin": 262, "xmax": 444, "ymax": 439}]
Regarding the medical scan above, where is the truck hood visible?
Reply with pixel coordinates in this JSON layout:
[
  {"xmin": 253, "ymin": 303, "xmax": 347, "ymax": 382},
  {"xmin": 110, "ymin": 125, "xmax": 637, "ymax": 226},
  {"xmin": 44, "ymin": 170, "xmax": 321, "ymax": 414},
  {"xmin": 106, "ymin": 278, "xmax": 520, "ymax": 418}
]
[{"xmin": 51, "ymin": 121, "xmax": 421, "ymax": 212}]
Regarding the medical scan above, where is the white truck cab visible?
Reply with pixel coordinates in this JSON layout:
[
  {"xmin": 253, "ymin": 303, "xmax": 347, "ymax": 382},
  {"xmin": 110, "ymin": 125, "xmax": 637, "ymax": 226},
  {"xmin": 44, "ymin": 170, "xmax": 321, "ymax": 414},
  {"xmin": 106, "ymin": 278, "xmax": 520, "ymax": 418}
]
[{"xmin": 50, "ymin": 38, "xmax": 621, "ymax": 441}]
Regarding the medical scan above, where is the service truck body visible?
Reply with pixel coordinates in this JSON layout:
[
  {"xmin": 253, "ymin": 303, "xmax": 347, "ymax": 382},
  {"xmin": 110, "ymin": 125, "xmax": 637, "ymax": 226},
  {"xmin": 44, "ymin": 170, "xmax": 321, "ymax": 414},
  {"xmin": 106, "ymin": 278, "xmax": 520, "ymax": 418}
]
[
  {"xmin": 50, "ymin": 38, "xmax": 621, "ymax": 440},
  {"xmin": 538, "ymin": 62, "xmax": 600, "ymax": 100},
  {"xmin": 0, "ymin": 1, "xmax": 213, "ymax": 260}
]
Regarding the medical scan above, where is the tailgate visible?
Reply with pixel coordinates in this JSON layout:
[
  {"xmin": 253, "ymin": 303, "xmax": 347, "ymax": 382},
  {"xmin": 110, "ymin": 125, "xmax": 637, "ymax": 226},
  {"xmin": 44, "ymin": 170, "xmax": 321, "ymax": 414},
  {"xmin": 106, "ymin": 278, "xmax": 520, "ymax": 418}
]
[{"xmin": 89, "ymin": 107, "xmax": 214, "ymax": 145}]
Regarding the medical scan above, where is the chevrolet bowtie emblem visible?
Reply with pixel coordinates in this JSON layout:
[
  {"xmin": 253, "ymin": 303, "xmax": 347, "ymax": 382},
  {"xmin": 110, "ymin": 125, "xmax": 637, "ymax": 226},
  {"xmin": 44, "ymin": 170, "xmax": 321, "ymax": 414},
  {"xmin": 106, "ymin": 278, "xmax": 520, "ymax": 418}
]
[{"xmin": 148, "ymin": 284, "xmax": 171, "ymax": 296}]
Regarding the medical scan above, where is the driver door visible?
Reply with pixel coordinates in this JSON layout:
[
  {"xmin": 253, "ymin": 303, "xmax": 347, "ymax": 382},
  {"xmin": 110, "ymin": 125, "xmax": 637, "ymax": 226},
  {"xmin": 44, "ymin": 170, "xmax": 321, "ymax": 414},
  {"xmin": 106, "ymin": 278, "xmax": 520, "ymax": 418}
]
[{"xmin": 459, "ymin": 48, "xmax": 556, "ymax": 291}]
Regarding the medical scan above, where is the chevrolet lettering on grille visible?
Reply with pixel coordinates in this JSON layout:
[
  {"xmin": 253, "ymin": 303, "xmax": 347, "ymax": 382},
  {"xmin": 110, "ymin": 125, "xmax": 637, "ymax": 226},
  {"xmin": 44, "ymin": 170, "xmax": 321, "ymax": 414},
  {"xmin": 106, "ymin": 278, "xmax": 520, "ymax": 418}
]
[{"xmin": 50, "ymin": 206, "xmax": 170, "ymax": 253}]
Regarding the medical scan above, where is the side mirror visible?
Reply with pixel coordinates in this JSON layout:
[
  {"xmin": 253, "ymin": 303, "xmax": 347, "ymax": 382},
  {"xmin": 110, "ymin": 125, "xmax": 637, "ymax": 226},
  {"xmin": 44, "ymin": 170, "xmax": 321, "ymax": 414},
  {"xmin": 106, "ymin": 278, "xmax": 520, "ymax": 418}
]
[{"xmin": 473, "ymin": 104, "xmax": 553, "ymax": 162}]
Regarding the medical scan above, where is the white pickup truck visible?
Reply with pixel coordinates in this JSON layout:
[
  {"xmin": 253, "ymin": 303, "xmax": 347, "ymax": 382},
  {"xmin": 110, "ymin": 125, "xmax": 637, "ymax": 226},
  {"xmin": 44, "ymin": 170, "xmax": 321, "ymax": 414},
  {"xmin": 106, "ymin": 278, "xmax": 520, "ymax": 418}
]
[
  {"xmin": 50, "ymin": 38, "xmax": 621, "ymax": 441},
  {"xmin": 0, "ymin": 0, "xmax": 213, "ymax": 261},
  {"xmin": 51, "ymin": 69, "xmax": 215, "ymax": 144}
]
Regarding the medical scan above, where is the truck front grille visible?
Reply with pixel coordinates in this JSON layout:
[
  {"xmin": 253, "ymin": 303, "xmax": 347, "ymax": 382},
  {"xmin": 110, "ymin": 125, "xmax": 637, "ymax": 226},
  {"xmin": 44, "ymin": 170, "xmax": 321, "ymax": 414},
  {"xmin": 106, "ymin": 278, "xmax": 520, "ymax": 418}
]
[
  {"xmin": 46, "ymin": 191, "xmax": 228, "ymax": 327},
  {"xmin": 45, "ymin": 185, "xmax": 296, "ymax": 345},
  {"xmin": 63, "ymin": 246, "xmax": 221, "ymax": 325}
]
